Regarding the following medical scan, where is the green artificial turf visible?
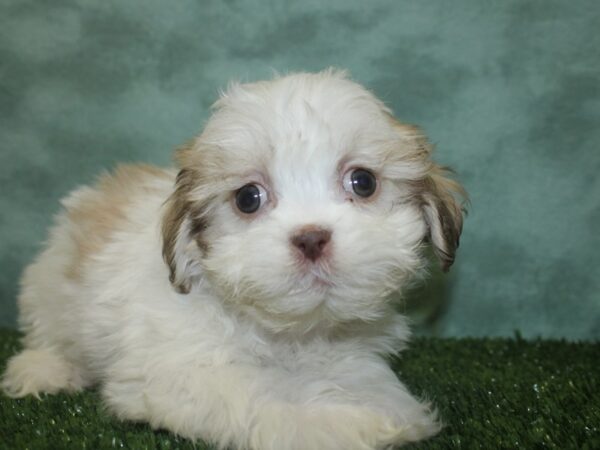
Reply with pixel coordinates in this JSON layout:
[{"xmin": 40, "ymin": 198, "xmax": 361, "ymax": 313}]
[{"xmin": 1, "ymin": 329, "xmax": 598, "ymax": 449}]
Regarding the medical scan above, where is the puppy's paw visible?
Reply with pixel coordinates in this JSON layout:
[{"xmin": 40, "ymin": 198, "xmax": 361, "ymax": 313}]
[
  {"xmin": 250, "ymin": 402, "xmax": 440, "ymax": 450},
  {"xmin": 1, "ymin": 349, "xmax": 86, "ymax": 398}
]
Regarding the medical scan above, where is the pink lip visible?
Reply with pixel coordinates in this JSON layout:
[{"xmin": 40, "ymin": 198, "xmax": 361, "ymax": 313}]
[
  {"xmin": 294, "ymin": 257, "xmax": 335, "ymax": 288},
  {"xmin": 309, "ymin": 273, "xmax": 335, "ymax": 288}
]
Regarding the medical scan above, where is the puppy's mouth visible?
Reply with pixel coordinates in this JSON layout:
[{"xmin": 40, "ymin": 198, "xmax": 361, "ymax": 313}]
[
  {"xmin": 308, "ymin": 273, "xmax": 334, "ymax": 289},
  {"xmin": 296, "ymin": 264, "xmax": 336, "ymax": 291}
]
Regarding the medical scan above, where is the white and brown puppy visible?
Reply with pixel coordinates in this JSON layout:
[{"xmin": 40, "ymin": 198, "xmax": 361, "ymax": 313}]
[{"xmin": 2, "ymin": 70, "xmax": 466, "ymax": 450}]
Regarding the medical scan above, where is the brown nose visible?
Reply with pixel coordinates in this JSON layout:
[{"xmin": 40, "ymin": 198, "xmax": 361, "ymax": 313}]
[{"xmin": 290, "ymin": 227, "xmax": 332, "ymax": 262}]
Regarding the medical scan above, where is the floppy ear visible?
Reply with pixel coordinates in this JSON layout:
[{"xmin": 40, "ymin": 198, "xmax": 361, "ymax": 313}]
[
  {"xmin": 161, "ymin": 145, "xmax": 207, "ymax": 294},
  {"xmin": 390, "ymin": 119, "xmax": 467, "ymax": 271},
  {"xmin": 421, "ymin": 164, "xmax": 467, "ymax": 272}
]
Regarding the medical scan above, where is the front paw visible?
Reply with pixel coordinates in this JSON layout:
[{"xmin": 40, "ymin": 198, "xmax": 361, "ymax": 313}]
[{"xmin": 250, "ymin": 402, "xmax": 440, "ymax": 450}]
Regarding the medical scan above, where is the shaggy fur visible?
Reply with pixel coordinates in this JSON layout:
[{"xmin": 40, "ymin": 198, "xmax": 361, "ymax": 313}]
[{"xmin": 2, "ymin": 70, "xmax": 466, "ymax": 450}]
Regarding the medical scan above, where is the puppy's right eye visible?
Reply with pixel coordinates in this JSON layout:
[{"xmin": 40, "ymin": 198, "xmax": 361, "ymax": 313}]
[
  {"xmin": 342, "ymin": 168, "xmax": 378, "ymax": 199},
  {"xmin": 235, "ymin": 183, "xmax": 267, "ymax": 214}
]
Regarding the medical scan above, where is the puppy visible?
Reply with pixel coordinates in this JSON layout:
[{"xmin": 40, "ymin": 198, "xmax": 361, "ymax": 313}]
[{"xmin": 2, "ymin": 70, "xmax": 466, "ymax": 450}]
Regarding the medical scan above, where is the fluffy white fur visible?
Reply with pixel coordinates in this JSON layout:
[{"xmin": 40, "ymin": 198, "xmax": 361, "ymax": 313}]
[{"xmin": 2, "ymin": 70, "xmax": 466, "ymax": 449}]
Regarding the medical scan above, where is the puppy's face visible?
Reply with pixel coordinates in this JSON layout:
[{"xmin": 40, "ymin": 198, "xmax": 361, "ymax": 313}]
[{"xmin": 163, "ymin": 71, "xmax": 465, "ymax": 333}]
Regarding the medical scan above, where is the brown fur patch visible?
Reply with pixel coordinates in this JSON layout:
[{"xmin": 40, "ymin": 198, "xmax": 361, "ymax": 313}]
[
  {"xmin": 64, "ymin": 164, "xmax": 171, "ymax": 280},
  {"xmin": 161, "ymin": 168, "xmax": 196, "ymax": 294},
  {"xmin": 388, "ymin": 116, "xmax": 432, "ymax": 160},
  {"xmin": 389, "ymin": 116, "xmax": 468, "ymax": 271},
  {"xmin": 161, "ymin": 142, "xmax": 215, "ymax": 294},
  {"xmin": 422, "ymin": 165, "xmax": 468, "ymax": 271}
]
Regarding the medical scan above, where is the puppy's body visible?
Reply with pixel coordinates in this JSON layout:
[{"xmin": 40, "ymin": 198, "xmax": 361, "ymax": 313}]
[{"xmin": 3, "ymin": 70, "xmax": 465, "ymax": 449}]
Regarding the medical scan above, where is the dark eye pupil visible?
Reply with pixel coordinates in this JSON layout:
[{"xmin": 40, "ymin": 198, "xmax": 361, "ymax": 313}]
[
  {"xmin": 235, "ymin": 184, "xmax": 261, "ymax": 213},
  {"xmin": 351, "ymin": 169, "xmax": 376, "ymax": 197}
]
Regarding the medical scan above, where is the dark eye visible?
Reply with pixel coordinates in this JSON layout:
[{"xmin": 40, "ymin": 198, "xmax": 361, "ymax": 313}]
[
  {"xmin": 343, "ymin": 168, "xmax": 377, "ymax": 198},
  {"xmin": 235, "ymin": 183, "xmax": 267, "ymax": 214}
]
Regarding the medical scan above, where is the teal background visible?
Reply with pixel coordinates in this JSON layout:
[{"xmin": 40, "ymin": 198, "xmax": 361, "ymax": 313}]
[{"xmin": 0, "ymin": 0, "xmax": 598, "ymax": 340}]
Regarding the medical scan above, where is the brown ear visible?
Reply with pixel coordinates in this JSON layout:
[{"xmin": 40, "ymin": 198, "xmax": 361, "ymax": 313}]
[
  {"xmin": 389, "ymin": 118, "xmax": 467, "ymax": 270},
  {"xmin": 421, "ymin": 164, "xmax": 467, "ymax": 271},
  {"xmin": 161, "ymin": 143, "xmax": 207, "ymax": 294},
  {"xmin": 162, "ymin": 170, "xmax": 192, "ymax": 294}
]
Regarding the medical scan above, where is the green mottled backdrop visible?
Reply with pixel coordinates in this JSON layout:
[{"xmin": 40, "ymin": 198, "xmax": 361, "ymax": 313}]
[{"xmin": 0, "ymin": 0, "xmax": 598, "ymax": 339}]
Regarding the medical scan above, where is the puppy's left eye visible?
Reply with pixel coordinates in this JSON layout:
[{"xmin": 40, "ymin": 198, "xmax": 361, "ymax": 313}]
[
  {"xmin": 343, "ymin": 168, "xmax": 377, "ymax": 198},
  {"xmin": 235, "ymin": 183, "xmax": 268, "ymax": 214}
]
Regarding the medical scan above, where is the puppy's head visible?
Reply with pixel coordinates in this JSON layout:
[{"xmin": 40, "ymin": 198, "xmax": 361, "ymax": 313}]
[{"xmin": 162, "ymin": 70, "xmax": 466, "ymax": 333}]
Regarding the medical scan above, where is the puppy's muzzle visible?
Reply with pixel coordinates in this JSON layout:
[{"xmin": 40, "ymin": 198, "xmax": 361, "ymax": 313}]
[{"xmin": 290, "ymin": 226, "xmax": 332, "ymax": 262}]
